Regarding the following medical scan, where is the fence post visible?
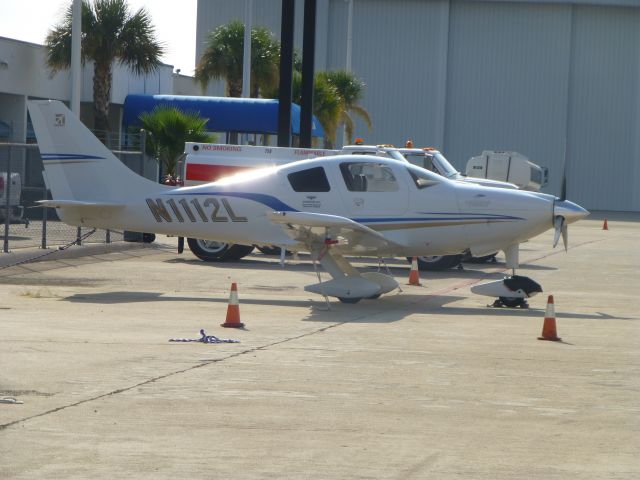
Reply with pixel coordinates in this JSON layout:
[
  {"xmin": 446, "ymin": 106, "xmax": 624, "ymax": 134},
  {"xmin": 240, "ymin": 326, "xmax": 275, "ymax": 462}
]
[
  {"xmin": 106, "ymin": 229, "xmax": 111, "ymax": 244},
  {"xmin": 3, "ymin": 146, "xmax": 11, "ymax": 253},
  {"xmin": 41, "ymin": 186, "xmax": 48, "ymax": 249},
  {"xmin": 76, "ymin": 226, "xmax": 82, "ymax": 245}
]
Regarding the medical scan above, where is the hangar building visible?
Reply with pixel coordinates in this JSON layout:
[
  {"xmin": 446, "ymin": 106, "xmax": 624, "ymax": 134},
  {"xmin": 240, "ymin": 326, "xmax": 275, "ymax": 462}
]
[{"xmin": 196, "ymin": 0, "xmax": 640, "ymax": 212}]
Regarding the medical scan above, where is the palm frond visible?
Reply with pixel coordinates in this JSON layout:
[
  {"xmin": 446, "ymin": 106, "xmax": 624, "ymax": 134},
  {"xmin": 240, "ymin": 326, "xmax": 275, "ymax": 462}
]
[
  {"xmin": 139, "ymin": 105, "xmax": 215, "ymax": 175},
  {"xmin": 195, "ymin": 21, "xmax": 280, "ymax": 98},
  {"xmin": 117, "ymin": 7, "xmax": 164, "ymax": 74},
  {"xmin": 349, "ymin": 105, "xmax": 372, "ymax": 131},
  {"xmin": 45, "ymin": 3, "xmax": 74, "ymax": 73},
  {"xmin": 46, "ymin": 0, "xmax": 162, "ymax": 75}
]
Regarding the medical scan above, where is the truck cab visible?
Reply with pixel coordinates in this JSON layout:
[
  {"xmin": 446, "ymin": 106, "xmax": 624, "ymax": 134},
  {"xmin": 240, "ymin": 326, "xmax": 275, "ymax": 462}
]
[{"xmin": 396, "ymin": 146, "xmax": 521, "ymax": 190}]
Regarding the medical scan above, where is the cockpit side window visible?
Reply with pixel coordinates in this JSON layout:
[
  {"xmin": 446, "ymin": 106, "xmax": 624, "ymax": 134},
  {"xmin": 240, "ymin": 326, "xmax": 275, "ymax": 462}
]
[
  {"xmin": 287, "ymin": 166, "xmax": 330, "ymax": 192},
  {"xmin": 340, "ymin": 162, "xmax": 399, "ymax": 192}
]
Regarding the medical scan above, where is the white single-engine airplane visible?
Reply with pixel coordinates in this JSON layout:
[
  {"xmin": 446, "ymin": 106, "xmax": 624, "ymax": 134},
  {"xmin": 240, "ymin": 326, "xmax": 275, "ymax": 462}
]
[{"xmin": 29, "ymin": 100, "xmax": 588, "ymax": 304}]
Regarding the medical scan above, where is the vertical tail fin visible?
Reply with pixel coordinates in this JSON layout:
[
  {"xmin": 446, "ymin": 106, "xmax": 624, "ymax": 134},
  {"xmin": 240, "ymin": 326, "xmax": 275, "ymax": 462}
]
[{"xmin": 28, "ymin": 100, "xmax": 161, "ymax": 203}]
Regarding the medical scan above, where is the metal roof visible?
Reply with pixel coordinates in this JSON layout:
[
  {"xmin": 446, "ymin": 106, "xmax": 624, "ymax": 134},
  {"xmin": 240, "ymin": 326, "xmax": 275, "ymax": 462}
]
[{"xmin": 122, "ymin": 95, "xmax": 324, "ymax": 137}]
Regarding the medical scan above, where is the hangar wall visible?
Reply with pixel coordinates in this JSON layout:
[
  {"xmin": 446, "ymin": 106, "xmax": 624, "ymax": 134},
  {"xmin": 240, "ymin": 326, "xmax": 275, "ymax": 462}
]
[{"xmin": 195, "ymin": 0, "xmax": 640, "ymax": 211}]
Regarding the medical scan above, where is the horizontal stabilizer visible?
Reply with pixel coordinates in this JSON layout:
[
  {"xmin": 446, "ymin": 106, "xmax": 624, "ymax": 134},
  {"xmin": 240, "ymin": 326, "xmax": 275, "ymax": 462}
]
[{"xmin": 37, "ymin": 200, "xmax": 125, "ymax": 209}]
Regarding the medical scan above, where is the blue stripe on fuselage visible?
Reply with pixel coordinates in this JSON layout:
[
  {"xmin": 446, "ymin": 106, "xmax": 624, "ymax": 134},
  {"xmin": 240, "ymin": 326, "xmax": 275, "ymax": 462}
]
[
  {"xmin": 356, "ymin": 214, "xmax": 524, "ymax": 223},
  {"xmin": 168, "ymin": 191, "xmax": 299, "ymax": 212}
]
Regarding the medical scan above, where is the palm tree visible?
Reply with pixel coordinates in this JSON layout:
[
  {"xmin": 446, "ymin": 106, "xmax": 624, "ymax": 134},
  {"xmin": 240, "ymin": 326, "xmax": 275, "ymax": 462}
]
[
  {"xmin": 46, "ymin": 0, "xmax": 164, "ymax": 132},
  {"xmin": 320, "ymin": 70, "xmax": 372, "ymax": 144},
  {"xmin": 195, "ymin": 20, "xmax": 280, "ymax": 98},
  {"xmin": 139, "ymin": 106, "xmax": 215, "ymax": 176},
  {"xmin": 296, "ymin": 73, "xmax": 342, "ymax": 148},
  {"xmin": 263, "ymin": 70, "xmax": 350, "ymax": 148}
]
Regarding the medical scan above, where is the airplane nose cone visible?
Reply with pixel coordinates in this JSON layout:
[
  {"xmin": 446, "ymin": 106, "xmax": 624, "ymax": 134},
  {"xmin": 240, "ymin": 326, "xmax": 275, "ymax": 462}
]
[{"xmin": 554, "ymin": 199, "xmax": 589, "ymax": 224}]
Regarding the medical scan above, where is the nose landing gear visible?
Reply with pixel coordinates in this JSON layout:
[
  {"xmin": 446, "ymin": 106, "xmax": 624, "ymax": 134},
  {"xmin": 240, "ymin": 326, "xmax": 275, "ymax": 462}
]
[{"xmin": 471, "ymin": 274, "xmax": 543, "ymax": 309}]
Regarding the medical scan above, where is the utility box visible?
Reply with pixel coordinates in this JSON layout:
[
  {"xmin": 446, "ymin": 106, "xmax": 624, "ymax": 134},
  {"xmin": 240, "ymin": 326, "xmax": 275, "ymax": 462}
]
[
  {"xmin": 465, "ymin": 151, "xmax": 548, "ymax": 192},
  {"xmin": 0, "ymin": 172, "xmax": 23, "ymax": 222}
]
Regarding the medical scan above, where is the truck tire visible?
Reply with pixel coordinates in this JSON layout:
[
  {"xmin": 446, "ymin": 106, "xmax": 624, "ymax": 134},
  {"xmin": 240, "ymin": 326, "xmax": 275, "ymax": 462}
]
[
  {"xmin": 465, "ymin": 253, "xmax": 498, "ymax": 264},
  {"xmin": 187, "ymin": 238, "xmax": 254, "ymax": 262},
  {"xmin": 409, "ymin": 255, "xmax": 463, "ymax": 271},
  {"xmin": 256, "ymin": 245, "xmax": 292, "ymax": 256}
]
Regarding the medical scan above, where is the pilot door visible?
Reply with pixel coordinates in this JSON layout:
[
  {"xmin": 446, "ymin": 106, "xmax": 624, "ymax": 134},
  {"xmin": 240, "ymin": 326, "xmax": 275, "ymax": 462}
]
[{"xmin": 335, "ymin": 160, "xmax": 409, "ymax": 218}]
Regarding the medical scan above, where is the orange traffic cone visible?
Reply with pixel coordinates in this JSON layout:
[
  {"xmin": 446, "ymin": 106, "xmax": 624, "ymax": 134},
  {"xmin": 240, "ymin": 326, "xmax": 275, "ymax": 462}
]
[
  {"xmin": 407, "ymin": 257, "xmax": 421, "ymax": 286},
  {"xmin": 602, "ymin": 219, "xmax": 609, "ymax": 230},
  {"xmin": 538, "ymin": 295, "xmax": 561, "ymax": 341},
  {"xmin": 221, "ymin": 283, "xmax": 244, "ymax": 328}
]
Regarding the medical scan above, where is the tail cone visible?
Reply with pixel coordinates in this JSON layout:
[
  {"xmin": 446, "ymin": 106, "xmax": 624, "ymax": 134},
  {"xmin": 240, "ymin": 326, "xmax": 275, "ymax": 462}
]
[
  {"xmin": 221, "ymin": 283, "xmax": 244, "ymax": 328},
  {"xmin": 538, "ymin": 295, "xmax": 561, "ymax": 341}
]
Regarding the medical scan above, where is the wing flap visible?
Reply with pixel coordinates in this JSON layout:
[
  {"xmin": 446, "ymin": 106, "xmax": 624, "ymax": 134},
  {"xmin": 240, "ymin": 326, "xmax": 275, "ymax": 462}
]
[{"xmin": 267, "ymin": 211, "xmax": 403, "ymax": 252}]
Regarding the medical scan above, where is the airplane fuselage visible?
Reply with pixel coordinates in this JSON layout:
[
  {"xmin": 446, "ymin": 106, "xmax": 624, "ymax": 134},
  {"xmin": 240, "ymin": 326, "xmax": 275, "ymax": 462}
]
[{"xmin": 59, "ymin": 155, "xmax": 556, "ymax": 258}]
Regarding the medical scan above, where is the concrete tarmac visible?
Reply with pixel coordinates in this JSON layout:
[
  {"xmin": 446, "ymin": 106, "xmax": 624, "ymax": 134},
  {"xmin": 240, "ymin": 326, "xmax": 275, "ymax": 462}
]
[{"xmin": 0, "ymin": 214, "xmax": 638, "ymax": 479}]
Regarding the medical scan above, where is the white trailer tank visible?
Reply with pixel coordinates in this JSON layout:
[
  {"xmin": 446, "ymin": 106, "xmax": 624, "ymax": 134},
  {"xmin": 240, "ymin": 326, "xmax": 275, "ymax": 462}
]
[{"xmin": 466, "ymin": 151, "xmax": 548, "ymax": 192}]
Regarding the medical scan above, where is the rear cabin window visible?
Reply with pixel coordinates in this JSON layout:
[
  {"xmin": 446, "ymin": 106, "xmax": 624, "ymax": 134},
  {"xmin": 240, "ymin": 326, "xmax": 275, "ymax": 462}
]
[
  {"xmin": 340, "ymin": 162, "xmax": 399, "ymax": 192},
  {"xmin": 287, "ymin": 166, "xmax": 331, "ymax": 192}
]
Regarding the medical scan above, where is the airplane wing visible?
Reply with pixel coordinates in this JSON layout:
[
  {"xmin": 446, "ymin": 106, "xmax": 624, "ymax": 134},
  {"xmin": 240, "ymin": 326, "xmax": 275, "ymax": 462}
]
[{"xmin": 267, "ymin": 211, "xmax": 404, "ymax": 253}]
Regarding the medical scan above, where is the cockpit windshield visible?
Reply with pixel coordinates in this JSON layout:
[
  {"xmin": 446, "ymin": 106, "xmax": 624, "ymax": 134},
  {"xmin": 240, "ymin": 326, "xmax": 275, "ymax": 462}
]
[
  {"xmin": 402, "ymin": 151, "xmax": 459, "ymax": 179},
  {"xmin": 405, "ymin": 164, "xmax": 443, "ymax": 189},
  {"xmin": 431, "ymin": 152, "xmax": 458, "ymax": 178}
]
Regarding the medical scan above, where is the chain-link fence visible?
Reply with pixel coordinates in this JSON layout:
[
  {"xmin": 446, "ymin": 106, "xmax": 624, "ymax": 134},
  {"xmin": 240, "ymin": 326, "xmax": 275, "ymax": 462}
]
[{"xmin": 0, "ymin": 136, "xmax": 157, "ymax": 253}]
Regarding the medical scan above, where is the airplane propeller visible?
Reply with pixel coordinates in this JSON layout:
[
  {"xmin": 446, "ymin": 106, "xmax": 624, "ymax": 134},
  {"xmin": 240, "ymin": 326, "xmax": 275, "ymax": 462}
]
[
  {"xmin": 552, "ymin": 156, "xmax": 588, "ymax": 251},
  {"xmin": 553, "ymin": 215, "xmax": 568, "ymax": 251}
]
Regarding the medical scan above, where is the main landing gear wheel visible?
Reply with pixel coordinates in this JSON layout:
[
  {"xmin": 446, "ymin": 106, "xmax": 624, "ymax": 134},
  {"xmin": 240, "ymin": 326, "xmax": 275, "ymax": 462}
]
[
  {"xmin": 491, "ymin": 297, "xmax": 529, "ymax": 308},
  {"xmin": 187, "ymin": 238, "xmax": 254, "ymax": 262},
  {"xmin": 409, "ymin": 254, "xmax": 463, "ymax": 271},
  {"xmin": 338, "ymin": 297, "xmax": 363, "ymax": 304}
]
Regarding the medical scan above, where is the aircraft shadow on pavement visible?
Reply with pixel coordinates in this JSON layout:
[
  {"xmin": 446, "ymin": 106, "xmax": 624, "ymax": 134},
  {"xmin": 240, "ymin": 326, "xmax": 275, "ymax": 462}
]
[
  {"xmin": 302, "ymin": 294, "xmax": 467, "ymax": 323},
  {"xmin": 63, "ymin": 290, "xmax": 326, "ymax": 309},
  {"xmin": 304, "ymin": 294, "xmax": 631, "ymax": 323},
  {"xmin": 414, "ymin": 304, "xmax": 632, "ymax": 321},
  {"xmin": 62, "ymin": 291, "xmax": 631, "ymax": 323},
  {"xmin": 62, "ymin": 291, "xmax": 461, "ymax": 323}
]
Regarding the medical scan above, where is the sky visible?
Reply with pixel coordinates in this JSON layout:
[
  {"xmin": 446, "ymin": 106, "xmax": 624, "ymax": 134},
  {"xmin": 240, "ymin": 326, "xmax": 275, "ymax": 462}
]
[{"xmin": 0, "ymin": 0, "xmax": 198, "ymax": 75}]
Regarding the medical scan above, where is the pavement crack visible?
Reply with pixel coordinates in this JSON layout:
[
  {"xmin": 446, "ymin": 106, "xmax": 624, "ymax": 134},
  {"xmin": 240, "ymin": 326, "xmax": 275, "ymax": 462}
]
[{"xmin": 0, "ymin": 321, "xmax": 350, "ymax": 432}]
